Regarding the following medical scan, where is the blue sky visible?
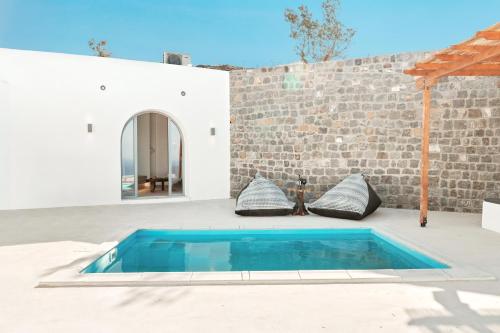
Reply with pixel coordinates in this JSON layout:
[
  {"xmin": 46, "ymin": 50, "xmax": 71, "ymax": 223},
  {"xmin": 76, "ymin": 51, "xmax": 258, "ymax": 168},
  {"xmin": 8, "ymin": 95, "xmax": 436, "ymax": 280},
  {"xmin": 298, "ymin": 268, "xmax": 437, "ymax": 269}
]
[{"xmin": 0, "ymin": 0, "xmax": 499, "ymax": 67}]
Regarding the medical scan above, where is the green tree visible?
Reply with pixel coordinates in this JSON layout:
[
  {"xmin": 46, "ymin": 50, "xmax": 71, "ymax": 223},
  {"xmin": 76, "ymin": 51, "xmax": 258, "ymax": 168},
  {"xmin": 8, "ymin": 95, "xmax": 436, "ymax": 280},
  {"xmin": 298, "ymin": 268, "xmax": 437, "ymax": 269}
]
[
  {"xmin": 284, "ymin": 0, "xmax": 355, "ymax": 63},
  {"xmin": 88, "ymin": 39, "xmax": 111, "ymax": 57}
]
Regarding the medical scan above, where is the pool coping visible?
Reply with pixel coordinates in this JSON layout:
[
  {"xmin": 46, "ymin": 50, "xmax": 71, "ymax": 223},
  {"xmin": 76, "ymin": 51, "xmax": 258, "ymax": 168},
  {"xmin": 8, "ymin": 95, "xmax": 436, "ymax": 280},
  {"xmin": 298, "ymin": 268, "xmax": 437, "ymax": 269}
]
[{"xmin": 37, "ymin": 227, "xmax": 495, "ymax": 288}]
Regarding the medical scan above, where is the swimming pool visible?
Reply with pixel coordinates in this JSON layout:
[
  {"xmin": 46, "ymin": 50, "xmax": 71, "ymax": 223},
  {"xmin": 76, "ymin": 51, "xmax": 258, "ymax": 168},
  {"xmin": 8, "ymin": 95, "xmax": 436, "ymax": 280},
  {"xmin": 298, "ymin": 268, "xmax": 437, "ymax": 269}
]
[{"xmin": 82, "ymin": 229, "xmax": 448, "ymax": 273}]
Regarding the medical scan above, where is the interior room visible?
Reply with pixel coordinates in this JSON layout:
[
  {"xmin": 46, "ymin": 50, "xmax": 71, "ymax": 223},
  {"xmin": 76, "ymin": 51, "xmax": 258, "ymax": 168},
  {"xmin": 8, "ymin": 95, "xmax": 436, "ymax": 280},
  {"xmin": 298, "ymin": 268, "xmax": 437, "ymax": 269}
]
[{"xmin": 121, "ymin": 112, "xmax": 183, "ymax": 199}]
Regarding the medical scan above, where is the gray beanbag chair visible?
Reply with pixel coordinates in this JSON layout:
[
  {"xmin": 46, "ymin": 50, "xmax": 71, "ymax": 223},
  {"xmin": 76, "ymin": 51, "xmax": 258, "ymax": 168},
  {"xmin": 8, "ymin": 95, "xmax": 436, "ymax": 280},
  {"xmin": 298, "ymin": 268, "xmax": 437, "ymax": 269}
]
[
  {"xmin": 235, "ymin": 173, "xmax": 295, "ymax": 216},
  {"xmin": 308, "ymin": 174, "xmax": 381, "ymax": 220}
]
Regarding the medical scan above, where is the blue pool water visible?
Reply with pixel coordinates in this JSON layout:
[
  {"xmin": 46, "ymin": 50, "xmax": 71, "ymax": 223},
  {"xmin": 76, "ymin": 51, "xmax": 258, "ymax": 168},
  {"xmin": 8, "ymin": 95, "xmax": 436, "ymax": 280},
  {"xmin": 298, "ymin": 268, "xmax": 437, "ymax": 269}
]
[{"xmin": 82, "ymin": 229, "xmax": 448, "ymax": 273}]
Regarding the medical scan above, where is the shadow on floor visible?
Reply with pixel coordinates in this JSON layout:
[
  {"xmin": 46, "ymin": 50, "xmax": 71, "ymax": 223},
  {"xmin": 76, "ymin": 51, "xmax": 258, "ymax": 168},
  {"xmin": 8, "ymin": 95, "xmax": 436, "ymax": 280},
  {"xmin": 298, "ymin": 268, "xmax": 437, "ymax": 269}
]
[
  {"xmin": 115, "ymin": 286, "xmax": 190, "ymax": 308},
  {"xmin": 39, "ymin": 253, "xmax": 98, "ymax": 278},
  {"xmin": 407, "ymin": 284, "xmax": 500, "ymax": 333}
]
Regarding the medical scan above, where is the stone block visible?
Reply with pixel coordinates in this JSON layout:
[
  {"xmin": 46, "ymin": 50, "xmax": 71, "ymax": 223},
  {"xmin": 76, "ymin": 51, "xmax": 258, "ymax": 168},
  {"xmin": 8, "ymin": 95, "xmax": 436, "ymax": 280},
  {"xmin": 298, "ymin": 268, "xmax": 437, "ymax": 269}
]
[{"xmin": 229, "ymin": 53, "xmax": 498, "ymax": 213}]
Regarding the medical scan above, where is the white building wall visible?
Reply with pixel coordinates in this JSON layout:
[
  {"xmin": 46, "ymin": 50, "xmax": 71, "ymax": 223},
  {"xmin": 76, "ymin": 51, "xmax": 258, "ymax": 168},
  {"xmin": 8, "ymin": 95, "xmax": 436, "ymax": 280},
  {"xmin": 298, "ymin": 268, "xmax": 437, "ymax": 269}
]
[
  {"xmin": 0, "ymin": 80, "xmax": 12, "ymax": 208},
  {"xmin": 0, "ymin": 48, "xmax": 230, "ymax": 210}
]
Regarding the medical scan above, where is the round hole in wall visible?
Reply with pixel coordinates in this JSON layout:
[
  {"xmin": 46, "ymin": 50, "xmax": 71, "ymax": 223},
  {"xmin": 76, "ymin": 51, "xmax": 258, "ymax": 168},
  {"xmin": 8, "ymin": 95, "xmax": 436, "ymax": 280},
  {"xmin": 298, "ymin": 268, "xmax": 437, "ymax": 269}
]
[
  {"xmin": 181, "ymin": 91, "xmax": 186, "ymax": 96},
  {"xmin": 100, "ymin": 85, "xmax": 106, "ymax": 91}
]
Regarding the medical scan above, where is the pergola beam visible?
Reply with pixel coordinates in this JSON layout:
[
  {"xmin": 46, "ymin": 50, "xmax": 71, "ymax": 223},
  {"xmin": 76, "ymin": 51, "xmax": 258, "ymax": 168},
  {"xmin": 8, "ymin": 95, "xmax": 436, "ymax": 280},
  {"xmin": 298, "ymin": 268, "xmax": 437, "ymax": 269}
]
[
  {"xmin": 404, "ymin": 22, "xmax": 500, "ymax": 228},
  {"xmin": 405, "ymin": 68, "xmax": 500, "ymax": 76},
  {"xmin": 451, "ymin": 44, "xmax": 492, "ymax": 52},
  {"xmin": 414, "ymin": 63, "xmax": 500, "ymax": 71},
  {"xmin": 414, "ymin": 45, "xmax": 500, "ymax": 89},
  {"xmin": 476, "ymin": 30, "xmax": 500, "ymax": 40},
  {"xmin": 449, "ymin": 69, "xmax": 500, "ymax": 76},
  {"xmin": 435, "ymin": 54, "xmax": 473, "ymax": 62}
]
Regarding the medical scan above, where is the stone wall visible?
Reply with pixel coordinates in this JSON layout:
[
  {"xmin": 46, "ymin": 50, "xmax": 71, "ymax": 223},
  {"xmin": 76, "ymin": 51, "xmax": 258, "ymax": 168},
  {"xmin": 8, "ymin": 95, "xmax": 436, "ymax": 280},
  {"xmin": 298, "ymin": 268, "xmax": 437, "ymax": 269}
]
[{"xmin": 230, "ymin": 52, "xmax": 500, "ymax": 213}]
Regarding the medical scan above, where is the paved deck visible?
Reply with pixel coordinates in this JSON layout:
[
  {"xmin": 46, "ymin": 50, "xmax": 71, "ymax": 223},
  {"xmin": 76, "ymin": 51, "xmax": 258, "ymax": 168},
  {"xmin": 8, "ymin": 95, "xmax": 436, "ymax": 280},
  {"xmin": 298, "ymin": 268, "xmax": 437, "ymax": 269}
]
[{"xmin": 1, "ymin": 199, "xmax": 500, "ymax": 332}]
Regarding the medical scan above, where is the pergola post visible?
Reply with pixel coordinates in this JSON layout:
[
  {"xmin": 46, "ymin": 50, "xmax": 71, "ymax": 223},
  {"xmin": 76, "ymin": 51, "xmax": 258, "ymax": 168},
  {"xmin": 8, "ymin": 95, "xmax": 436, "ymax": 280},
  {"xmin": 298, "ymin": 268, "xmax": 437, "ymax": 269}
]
[
  {"xmin": 419, "ymin": 85, "xmax": 431, "ymax": 227},
  {"xmin": 404, "ymin": 22, "xmax": 500, "ymax": 228}
]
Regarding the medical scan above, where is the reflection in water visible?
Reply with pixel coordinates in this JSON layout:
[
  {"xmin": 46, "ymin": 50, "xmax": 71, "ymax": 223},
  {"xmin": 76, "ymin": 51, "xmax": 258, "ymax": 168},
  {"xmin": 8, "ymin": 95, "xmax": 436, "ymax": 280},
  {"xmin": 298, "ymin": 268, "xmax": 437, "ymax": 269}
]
[{"xmin": 84, "ymin": 231, "xmax": 445, "ymax": 273}]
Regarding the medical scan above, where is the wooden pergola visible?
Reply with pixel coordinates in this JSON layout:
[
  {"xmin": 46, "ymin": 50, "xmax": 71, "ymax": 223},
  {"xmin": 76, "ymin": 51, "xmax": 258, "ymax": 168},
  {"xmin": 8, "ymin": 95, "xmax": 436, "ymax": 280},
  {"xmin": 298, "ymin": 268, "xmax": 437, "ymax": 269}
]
[{"xmin": 404, "ymin": 22, "xmax": 500, "ymax": 227}]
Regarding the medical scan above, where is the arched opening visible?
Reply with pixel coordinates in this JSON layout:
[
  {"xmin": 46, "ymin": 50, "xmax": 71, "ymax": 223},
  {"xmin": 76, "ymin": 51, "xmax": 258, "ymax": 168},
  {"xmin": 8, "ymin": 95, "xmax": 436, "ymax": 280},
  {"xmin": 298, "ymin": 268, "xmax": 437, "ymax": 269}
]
[{"xmin": 121, "ymin": 111, "xmax": 183, "ymax": 199}]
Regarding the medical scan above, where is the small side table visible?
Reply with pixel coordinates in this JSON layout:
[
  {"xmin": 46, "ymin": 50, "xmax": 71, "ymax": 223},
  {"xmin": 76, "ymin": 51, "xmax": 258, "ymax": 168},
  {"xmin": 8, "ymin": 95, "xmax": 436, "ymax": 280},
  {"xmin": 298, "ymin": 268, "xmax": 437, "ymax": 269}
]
[
  {"xmin": 482, "ymin": 198, "xmax": 500, "ymax": 233},
  {"xmin": 147, "ymin": 177, "xmax": 168, "ymax": 192}
]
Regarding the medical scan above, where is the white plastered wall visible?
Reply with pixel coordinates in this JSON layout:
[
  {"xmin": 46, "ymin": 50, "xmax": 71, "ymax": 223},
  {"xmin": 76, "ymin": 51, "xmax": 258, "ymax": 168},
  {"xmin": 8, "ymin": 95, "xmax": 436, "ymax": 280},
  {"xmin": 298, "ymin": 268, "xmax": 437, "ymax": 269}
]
[{"xmin": 0, "ymin": 48, "xmax": 230, "ymax": 210}]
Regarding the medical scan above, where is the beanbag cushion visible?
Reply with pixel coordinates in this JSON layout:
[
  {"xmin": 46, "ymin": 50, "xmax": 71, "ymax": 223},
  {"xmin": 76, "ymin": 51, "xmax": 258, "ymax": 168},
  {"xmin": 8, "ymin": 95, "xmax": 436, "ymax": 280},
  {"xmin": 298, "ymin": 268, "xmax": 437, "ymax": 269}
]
[
  {"xmin": 235, "ymin": 173, "xmax": 295, "ymax": 216},
  {"xmin": 308, "ymin": 174, "xmax": 381, "ymax": 220}
]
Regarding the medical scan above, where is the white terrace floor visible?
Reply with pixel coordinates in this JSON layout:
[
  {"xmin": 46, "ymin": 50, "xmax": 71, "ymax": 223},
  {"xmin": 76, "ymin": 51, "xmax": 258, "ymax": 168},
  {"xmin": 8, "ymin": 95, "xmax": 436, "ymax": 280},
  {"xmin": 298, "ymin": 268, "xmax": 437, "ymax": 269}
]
[{"xmin": 1, "ymin": 199, "xmax": 500, "ymax": 332}]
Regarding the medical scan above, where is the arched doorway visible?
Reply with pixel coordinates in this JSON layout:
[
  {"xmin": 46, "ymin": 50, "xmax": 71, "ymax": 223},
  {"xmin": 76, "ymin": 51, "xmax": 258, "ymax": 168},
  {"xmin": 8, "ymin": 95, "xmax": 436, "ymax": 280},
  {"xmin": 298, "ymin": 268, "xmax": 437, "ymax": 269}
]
[{"xmin": 121, "ymin": 112, "xmax": 183, "ymax": 199}]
